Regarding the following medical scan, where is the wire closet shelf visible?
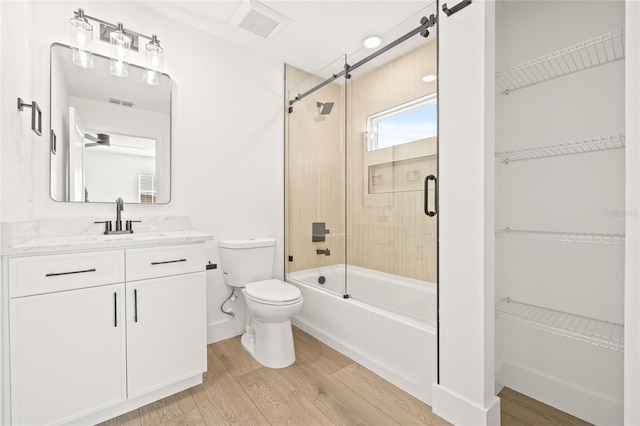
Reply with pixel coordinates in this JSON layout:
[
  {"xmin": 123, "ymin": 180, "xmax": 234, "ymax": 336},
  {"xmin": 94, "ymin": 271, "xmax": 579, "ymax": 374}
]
[
  {"xmin": 495, "ymin": 134, "xmax": 625, "ymax": 164},
  {"xmin": 495, "ymin": 29, "xmax": 625, "ymax": 94},
  {"xmin": 496, "ymin": 229, "xmax": 625, "ymax": 245},
  {"xmin": 496, "ymin": 298, "xmax": 624, "ymax": 353}
]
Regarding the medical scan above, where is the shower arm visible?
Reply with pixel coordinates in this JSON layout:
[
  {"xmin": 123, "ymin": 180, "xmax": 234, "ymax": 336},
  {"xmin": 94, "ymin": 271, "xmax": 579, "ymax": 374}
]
[{"xmin": 288, "ymin": 14, "xmax": 437, "ymax": 108}]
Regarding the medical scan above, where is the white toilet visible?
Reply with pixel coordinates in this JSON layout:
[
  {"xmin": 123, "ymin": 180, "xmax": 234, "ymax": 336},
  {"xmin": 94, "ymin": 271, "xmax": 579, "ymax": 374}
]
[{"xmin": 219, "ymin": 237, "xmax": 303, "ymax": 368}]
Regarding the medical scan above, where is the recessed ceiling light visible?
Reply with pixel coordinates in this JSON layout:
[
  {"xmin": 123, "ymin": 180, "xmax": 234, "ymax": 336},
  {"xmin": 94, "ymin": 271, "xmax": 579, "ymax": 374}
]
[
  {"xmin": 362, "ymin": 35, "xmax": 382, "ymax": 49},
  {"xmin": 422, "ymin": 74, "xmax": 437, "ymax": 82}
]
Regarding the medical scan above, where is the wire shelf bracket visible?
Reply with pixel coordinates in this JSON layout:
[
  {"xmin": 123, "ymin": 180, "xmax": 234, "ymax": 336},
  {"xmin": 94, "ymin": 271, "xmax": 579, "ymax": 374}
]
[
  {"xmin": 496, "ymin": 228, "xmax": 625, "ymax": 245},
  {"xmin": 496, "ymin": 134, "xmax": 625, "ymax": 164},
  {"xmin": 495, "ymin": 29, "xmax": 625, "ymax": 94},
  {"xmin": 496, "ymin": 298, "xmax": 624, "ymax": 353}
]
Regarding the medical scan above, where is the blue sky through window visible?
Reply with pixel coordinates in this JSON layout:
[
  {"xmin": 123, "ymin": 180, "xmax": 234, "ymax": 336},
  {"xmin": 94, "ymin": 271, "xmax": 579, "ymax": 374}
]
[{"xmin": 375, "ymin": 101, "xmax": 437, "ymax": 150}]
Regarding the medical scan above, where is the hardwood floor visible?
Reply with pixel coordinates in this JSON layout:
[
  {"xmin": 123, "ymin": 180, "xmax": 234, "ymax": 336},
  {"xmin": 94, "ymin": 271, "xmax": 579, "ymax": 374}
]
[{"xmin": 100, "ymin": 327, "xmax": 589, "ymax": 426}]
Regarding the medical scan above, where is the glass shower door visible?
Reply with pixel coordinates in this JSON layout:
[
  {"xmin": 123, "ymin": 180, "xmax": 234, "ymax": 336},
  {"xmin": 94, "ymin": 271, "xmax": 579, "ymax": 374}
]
[
  {"xmin": 285, "ymin": 56, "xmax": 347, "ymax": 296},
  {"xmin": 344, "ymin": 5, "xmax": 438, "ymax": 324}
]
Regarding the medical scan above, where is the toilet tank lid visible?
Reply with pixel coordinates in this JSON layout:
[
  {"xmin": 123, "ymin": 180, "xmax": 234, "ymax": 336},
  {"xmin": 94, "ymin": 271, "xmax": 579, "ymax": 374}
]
[{"xmin": 219, "ymin": 237, "xmax": 276, "ymax": 249}]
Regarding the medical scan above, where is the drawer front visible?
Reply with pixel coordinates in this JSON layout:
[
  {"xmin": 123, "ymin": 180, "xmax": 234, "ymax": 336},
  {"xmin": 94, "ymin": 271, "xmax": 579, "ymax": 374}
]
[
  {"xmin": 9, "ymin": 250, "xmax": 125, "ymax": 298},
  {"xmin": 126, "ymin": 244, "xmax": 204, "ymax": 281}
]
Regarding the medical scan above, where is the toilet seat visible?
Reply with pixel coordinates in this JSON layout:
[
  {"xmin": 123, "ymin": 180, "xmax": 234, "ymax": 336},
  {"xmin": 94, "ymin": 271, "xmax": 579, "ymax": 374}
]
[{"xmin": 245, "ymin": 279, "xmax": 302, "ymax": 305}]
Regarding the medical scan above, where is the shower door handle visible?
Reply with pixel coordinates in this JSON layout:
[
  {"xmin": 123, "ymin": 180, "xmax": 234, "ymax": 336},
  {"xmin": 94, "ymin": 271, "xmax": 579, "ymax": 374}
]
[{"xmin": 424, "ymin": 175, "xmax": 438, "ymax": 217}]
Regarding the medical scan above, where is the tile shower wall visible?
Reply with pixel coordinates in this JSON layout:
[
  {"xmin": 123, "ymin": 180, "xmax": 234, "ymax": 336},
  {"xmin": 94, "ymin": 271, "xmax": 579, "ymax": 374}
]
[
  {"xmin": 285, "ymin": 41, "xmax": 437, "ymax": 282},
  {"xmin": 347, "ymin": 41, "xmax": 437, "ymax": 283}
]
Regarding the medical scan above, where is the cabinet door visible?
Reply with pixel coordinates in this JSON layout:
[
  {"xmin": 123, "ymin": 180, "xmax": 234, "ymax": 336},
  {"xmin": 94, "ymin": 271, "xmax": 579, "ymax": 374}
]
[
  {"xmin": 126, "ymin": 272, "xmax": 206, "ymax": 397},
  {"xmin": 10, "ymin": 283, "xmax": 126, "ymax": 425}
]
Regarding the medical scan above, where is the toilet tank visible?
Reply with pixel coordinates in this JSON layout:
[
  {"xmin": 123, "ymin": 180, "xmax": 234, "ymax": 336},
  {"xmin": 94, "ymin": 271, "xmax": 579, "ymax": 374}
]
[{"xmin": 218, "ymin": 237, "xmax": 276, "ymax": 287}]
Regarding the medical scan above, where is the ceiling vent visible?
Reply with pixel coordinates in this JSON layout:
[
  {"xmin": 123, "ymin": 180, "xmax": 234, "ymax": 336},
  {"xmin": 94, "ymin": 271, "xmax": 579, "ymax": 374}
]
[
  {"xmin": 108, "ymin": 97, "xmax": 135, "ymax": 108},
  {"xmin": 229, "ymin": 0, "xmax": 290, "ymax": 40}
]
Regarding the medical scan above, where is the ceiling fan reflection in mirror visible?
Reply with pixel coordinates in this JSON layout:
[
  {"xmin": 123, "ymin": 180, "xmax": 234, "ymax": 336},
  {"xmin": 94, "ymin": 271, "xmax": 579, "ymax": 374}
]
[{"xmin": 84, "ymin": 132, "xmax": 110, "ymax": 147}]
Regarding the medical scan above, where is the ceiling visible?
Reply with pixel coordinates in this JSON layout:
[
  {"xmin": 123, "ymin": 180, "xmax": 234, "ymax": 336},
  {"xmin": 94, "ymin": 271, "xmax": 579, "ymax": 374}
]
[{"xmin": 138, "ymin": 0, "xmax": 438, "ymax": 75}]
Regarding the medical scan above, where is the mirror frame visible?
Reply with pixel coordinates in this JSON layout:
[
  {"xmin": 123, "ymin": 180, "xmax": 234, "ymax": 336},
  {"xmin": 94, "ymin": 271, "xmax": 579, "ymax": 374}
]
[{"xmin": 49, "ymin": 42, "xmax": 172, "ymax": 204}]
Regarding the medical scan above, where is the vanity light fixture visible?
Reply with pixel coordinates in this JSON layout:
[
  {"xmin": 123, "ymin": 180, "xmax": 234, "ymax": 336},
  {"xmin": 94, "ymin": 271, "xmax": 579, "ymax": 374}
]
[
  {"xmin": 69, "ymin": 8, "xmax": 94, "ymax": 69},
  {"xmin": 362, "ymin": 35, "xmax": 383, "ymax": 49},
  {"xmin": 69, "ymin": 8, "xmax": 164, "ymax": 84}
]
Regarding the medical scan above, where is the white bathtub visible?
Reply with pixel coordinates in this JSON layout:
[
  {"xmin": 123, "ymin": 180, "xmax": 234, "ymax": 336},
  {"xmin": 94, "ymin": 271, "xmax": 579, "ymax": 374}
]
[{"xmin": 287, "ymin": 265, "xmax": 437, "ymax": 404}]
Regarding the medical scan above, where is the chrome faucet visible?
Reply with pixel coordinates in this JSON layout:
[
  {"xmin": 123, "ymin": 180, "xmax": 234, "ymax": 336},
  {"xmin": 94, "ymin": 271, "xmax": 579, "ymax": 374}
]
[{"xmin": 115, "ymin": 197, "xmax": 124, "ymax": 231}]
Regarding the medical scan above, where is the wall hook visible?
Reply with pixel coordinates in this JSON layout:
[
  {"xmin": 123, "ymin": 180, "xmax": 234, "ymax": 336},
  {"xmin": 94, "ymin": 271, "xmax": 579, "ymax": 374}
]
[{"xmin": 17, "ymin": 97, "xmax": 42, "ymax": 136}]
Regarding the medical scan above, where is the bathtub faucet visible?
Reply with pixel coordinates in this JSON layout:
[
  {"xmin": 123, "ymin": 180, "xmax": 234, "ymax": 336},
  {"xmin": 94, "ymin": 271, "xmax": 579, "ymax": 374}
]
[{"xmin": 316, "ymin": 248, "xmax": 331, "ymax": 256}]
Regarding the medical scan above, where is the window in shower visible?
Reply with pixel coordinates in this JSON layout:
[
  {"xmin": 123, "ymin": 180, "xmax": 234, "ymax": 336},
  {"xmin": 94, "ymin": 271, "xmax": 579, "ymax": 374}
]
[{"xmin": 366, "ymin": 93, "xmax": 437, "ymax": 152}]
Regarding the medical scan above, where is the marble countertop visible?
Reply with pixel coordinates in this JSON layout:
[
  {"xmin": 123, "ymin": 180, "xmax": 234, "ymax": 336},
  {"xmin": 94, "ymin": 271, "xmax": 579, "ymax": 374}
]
[{"xmin": 2, "ymin": 230, "xmax": 213, "ymax": 256}]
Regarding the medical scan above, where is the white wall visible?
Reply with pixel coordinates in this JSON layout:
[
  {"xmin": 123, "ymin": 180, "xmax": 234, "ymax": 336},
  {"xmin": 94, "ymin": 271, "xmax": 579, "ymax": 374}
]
[
  {"xmin": 3, "ymin": 1, "xmax": 285, "ymax": 342},
  {"xmin": 432, "ymin": 1, "xmax": 499, "ymax": 425},
  {"xmin": 0, "ymin": 4, "xmax": 4, "ymax": 424},
  {"xmin": 1, "ymin": 2, "xmax": 35, "ymax": 221},
  {"xmin": 625, "ymin": 1, "xmax": 640, "ymax": 424},
  {"xmin": 84, "ymin": 150, "xmax": 155, "ymax": 202}
]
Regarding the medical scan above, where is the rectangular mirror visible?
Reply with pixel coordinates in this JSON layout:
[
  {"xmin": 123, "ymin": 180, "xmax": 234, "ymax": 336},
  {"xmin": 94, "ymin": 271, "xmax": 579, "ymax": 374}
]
[{"xmin": 50, "ymin": 43, "xmax": 171, "ymax": 203}]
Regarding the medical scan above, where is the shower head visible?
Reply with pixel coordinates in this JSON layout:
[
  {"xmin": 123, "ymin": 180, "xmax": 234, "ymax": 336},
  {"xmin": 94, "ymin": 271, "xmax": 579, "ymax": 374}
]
[{"xmin": 317, "ymin": 101, "xmax": 334, "ymax": 115}]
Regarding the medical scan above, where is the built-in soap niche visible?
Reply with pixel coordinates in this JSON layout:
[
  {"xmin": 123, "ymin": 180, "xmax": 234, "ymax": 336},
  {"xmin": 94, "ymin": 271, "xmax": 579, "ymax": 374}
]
[{"xmin": 368, "ymin": 156, "xmax": 436, "ymax": 194}]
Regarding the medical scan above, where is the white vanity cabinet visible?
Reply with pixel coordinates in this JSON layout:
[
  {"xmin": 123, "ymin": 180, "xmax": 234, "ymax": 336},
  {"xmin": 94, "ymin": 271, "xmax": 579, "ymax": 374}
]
[
  {"xmin": 4, "ymin": 241, "xmax": 207, "ymax": 426},
  {"xmin": 125, "ymin": 245, "xmax": 206, "ymax": 398},
  {"xmin": 10, "ymin": 283, "xmax": 127, "ymax": 426}
]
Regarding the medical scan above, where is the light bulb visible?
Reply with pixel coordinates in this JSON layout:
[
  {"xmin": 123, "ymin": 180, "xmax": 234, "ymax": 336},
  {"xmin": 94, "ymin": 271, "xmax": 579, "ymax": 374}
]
[{"xmin": 76, "ymin": 31, "xmax": 86, "ymax": 48}]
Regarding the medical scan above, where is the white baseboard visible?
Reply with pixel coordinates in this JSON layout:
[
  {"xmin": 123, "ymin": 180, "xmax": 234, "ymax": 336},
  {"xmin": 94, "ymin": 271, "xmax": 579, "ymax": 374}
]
[
  {"xmin": 502, "ymin": 361, "xmax": 623, "ymax": 425},
  {"xmin": 432, "ymin": 384, "xmax": 501, "ymax": 426},
  {"xmin": 207, "ymin": 318, "xmax": 244, "ymax": 344}
]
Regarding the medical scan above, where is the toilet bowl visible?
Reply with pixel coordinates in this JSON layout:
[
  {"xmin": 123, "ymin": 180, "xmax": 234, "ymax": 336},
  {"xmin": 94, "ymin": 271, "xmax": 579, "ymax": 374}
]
[
  {"xmin": 241, "ymin": 279, "xmax": 303, "ymax": 368},
  {"xmin": 218, "ymin": 238, "xmax": 303, "ymax": 368}
]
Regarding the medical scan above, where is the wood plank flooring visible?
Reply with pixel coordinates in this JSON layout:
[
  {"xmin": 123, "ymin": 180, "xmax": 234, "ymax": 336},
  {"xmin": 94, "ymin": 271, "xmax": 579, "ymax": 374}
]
[{"xmin": 100, "ymin": 327, "xmax": 590, "ymax": 426}]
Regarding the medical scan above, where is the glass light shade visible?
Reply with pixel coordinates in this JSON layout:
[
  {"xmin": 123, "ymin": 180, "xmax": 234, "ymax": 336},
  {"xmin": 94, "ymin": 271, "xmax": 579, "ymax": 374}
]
[
  {"xmin": 109, "ymin": 26, "xmax": 131, "ymax": 77},
  {"xmin": 145, "ymin": 40, "xmax": 164, "ymax": 72},
  {"xmin": 110, "ymin": 60, "xmax": 128, "ymax": 78},
  {"xmin": 143, "ymin": 70, "xmax": 159, "ymax": 85},
  {"xmin": 144, "ymin": 36, "xmax": 164, "ymax": 86},
  {"xmin": 72, "ymin": 49, "xmax": 94, "ymax": 69},
  {"xmin": 69, "ymin": 16, "xmax": 94, "ymax": 69}
]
